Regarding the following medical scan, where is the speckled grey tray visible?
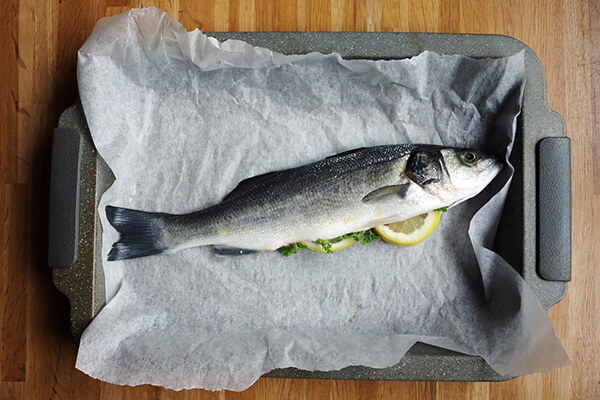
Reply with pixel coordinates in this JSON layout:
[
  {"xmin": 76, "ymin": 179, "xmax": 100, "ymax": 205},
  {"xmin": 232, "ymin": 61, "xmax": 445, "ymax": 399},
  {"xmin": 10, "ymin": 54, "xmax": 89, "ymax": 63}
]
[{"xmin": 48, "ymin": 32, "xmax": 571, "ymax": 382}]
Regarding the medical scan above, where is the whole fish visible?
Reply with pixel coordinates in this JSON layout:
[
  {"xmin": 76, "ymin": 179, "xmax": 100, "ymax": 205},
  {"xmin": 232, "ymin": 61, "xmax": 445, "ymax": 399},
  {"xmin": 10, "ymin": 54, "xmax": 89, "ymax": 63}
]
[{"xmin": 106, "ymin": 144, "xmax": 502, "ymax": 260}]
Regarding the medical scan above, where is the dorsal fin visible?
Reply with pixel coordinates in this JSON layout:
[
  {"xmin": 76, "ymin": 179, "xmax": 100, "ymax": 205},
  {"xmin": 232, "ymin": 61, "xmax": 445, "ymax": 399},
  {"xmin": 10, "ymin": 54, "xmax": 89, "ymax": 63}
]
[
  {"xmin": 222, "ymin": 146, "xmax": 399, "ymax": 202},
  {"xmin": 325, "ymin": 147, "xmax": 369, "ymax": 160},
  {"xmin": 222, "ymin": 170, "xmax": 282, "ymax": 202}
]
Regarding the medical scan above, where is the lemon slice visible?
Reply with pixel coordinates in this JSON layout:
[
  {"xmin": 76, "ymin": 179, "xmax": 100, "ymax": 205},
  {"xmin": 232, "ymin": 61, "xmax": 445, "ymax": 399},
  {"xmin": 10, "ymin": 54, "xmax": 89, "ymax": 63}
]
[
  {"xmin": 374, "ymin": 210, "xmax": 441, "ymax": 247},
  {"xmin": 301, "ymin": 236, "xmax": 356, "ymax": 253}
]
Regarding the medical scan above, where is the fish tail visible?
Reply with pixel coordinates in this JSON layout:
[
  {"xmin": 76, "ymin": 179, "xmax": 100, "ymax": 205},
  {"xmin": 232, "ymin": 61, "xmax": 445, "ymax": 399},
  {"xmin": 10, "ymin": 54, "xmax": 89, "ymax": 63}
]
[{"xmin": 105, "ymin": 205, "xmax": 170, "ymax": 261}]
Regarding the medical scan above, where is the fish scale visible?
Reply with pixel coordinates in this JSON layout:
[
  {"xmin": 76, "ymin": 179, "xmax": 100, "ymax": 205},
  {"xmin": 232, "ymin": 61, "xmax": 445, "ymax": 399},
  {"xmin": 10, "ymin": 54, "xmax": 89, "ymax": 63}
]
[{"xmin": 105, "ymin": 144, "xmax": 502, "ymax": 260}]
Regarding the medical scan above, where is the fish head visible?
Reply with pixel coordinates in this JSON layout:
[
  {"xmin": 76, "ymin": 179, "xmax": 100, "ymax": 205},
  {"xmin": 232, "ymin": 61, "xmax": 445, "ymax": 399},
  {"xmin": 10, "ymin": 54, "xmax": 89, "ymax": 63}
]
[{"xmin": 405, "ymin": 146, "xmax": 503, "ymax": 204}]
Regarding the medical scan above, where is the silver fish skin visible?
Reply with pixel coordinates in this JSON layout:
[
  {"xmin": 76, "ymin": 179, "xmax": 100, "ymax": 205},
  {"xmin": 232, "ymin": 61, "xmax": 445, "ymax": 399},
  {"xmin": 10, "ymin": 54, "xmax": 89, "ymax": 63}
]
[{"xmin": 106, "ymin": 144, "xmax": 503, "ymax": 260}]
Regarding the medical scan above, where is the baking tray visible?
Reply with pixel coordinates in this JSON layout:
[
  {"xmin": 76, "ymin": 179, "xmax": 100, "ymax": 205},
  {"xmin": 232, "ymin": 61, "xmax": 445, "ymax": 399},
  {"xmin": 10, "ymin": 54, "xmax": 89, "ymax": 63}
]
[{"xmin": 48, "ymin": 32, "xmax": 571, "ymax": 382}]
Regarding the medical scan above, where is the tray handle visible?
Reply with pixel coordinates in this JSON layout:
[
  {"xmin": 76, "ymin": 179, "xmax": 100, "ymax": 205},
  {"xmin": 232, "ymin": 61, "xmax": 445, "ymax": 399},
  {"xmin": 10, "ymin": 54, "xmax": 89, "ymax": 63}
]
[
  {"xmin": 48, "ymin": 127, "xmax": 82, "ymax": 268},
  {"xmin": 537, "ymin": 137, "xmax": 571, "ymax": 281}
]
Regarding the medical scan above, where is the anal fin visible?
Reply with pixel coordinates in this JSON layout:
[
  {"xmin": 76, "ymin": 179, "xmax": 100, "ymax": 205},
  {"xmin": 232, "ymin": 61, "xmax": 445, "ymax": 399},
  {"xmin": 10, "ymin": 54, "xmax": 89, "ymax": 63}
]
[{"xmin": 214, "ymin": 246, "xmax": 261, "ymax": 257}]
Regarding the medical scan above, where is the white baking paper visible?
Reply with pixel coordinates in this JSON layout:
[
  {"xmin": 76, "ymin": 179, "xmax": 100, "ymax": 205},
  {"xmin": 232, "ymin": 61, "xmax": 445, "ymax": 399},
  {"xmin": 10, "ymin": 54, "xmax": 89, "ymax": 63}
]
[{"xmin": 75, "ymin": 7, "xmax": 569, "ymax": 391}]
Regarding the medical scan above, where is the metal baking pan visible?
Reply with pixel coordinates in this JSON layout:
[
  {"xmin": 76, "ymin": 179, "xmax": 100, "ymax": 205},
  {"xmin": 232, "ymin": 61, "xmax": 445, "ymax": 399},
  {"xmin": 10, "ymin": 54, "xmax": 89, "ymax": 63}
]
[{"xmin": 48, "ymin": 32, "xmax": 571, "ymax": 382}]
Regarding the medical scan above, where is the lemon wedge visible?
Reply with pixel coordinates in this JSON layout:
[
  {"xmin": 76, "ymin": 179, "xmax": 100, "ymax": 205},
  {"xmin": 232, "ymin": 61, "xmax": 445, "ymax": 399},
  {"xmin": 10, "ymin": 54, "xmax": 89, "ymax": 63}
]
[
  {"xmin": 301, "ymin": 236, "xmax": 356, "ymax": 253},
  {"xmin": 374, "ymin": 210, "xmax": 441, "ymax": 247}
]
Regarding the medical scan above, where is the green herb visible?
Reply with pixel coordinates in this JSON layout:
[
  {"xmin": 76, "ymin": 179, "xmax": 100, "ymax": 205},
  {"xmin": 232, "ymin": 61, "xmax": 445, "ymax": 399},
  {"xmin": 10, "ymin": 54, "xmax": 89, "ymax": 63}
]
[
  {"xmin": 279, "ymin": 242, "xmax": 307, "ymax": 256},
  {"xmin": 352, "ymin": 229, "xmax": 381, "ymax": 245},
  {"xmin": 437, "ymin": 207, "xmax": 448, "ymax": 213},
  {"xmin": 315, "ymin": 238, "xmax": 334, "ymax": 254},
  {"xmin": 279, "ymin": 229, "xmax": 381, "ymax": 257}
]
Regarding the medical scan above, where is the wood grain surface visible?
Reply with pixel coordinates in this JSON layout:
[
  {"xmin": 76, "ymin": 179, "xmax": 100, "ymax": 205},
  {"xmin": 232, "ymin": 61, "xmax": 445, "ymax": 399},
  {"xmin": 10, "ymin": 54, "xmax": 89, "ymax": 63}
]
[{"xmin": 1, "ymin": 0, "xmax": 598, "ymax": 399}]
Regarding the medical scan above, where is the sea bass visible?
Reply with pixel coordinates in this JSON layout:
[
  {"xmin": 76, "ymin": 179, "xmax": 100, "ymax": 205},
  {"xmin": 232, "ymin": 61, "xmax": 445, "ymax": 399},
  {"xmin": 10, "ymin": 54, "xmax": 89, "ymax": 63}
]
[{"xmin": 106, "ymin": 145, "xmax": 502, "ymax": 260}]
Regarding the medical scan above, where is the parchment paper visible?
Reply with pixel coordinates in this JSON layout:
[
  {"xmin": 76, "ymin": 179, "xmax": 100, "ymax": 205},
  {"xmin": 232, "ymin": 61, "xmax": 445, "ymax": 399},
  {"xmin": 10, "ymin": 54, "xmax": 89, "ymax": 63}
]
[{"xmin": 75, "ymin": 7, "xmax": 569, "ymax": 391}]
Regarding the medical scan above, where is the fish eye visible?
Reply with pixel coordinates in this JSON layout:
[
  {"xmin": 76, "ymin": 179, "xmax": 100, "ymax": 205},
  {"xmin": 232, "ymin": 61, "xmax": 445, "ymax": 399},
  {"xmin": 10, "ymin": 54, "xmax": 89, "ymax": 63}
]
[{"xmin": 460, "ymin": 151, "xmax": 479, "ymax": 165}]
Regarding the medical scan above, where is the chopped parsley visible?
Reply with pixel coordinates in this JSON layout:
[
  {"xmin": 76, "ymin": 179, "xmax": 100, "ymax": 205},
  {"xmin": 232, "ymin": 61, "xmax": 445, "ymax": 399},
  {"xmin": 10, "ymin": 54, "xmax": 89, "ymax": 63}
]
[
  {"xmin": 352, "ymin": 229, "xmax": 381, "ymax": 244},
  {"xmin": 278, "ymin": 229, "xmax": 380, "ymax": 256},
  {"xmin": 437, "ymin": 207, "xmax": 448, "ymax": 213},
  {"xmin": 315, "ymin": 239, "xmax": 334, "ymax": 253},
  {"xmin": 279, "ymin": 242, "xmax": 307, "ymax": 256}
]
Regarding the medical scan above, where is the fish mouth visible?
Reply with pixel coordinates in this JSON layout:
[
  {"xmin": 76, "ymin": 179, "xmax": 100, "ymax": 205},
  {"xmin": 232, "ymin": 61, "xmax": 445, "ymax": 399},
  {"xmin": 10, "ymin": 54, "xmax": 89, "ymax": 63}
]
[
  {"xmin": 482, "ymin": 153, "xmax": 504, "ymax": 177},
  {"xmin": 469, "ymin": 154, "xmax": 505, "ymax": 198}
]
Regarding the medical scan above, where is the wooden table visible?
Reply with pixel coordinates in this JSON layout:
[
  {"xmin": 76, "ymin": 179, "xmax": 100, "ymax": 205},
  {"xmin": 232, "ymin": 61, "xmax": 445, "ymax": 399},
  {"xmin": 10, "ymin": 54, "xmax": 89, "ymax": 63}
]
[{"xmin": 1, "ymin": 1, "xmax": 598, "ymax": 399}]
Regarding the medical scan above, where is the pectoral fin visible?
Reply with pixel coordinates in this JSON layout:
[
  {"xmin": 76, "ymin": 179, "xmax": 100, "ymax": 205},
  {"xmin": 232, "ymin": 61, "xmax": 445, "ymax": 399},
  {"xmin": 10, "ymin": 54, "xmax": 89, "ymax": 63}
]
[{"xmin": 361, "ymin": 183, "xmax": 410, "ymax": 203}]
